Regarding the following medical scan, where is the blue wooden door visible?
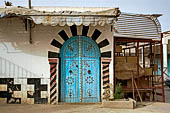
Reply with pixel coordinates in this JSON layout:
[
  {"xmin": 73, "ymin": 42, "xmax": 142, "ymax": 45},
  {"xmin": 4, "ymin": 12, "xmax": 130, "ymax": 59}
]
[
  {"xmin": 81, "ymin": 36, "xmax": 100, "ymax": 102},
  {"xmin": 60, "ymin": 36, "xmax": 80, "ymax": 103},
  {"xmin": 60, "ymin": 36, "xmax": 100, "ymax": 103}
]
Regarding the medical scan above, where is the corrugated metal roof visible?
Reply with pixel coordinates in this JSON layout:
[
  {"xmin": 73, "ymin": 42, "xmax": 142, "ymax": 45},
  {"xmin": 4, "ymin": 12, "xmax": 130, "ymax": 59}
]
[{"xmin": 114, "ymin": 12, "xmax": 162, "ymax": 40}]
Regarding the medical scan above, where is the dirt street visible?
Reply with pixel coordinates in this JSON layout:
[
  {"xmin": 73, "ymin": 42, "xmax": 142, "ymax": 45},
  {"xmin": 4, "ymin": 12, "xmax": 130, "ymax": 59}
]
[
  {"xmin": 1, "ymin": 87, "xmax": 170, "ymax": 113},
  {"xmin": 0, "ymin": 102, "xmax": 170, "ymax": 113},
  {"xmin": 165, "ymin": 86, "xmax": 170, "ymax": 103}
]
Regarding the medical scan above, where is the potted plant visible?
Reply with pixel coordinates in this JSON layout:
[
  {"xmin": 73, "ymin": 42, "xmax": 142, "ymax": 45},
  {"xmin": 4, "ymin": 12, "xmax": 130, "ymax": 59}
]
[
  {"xmin": 114, "ymin": 82, "xmax": 124, "ymax": 100},
  {"xmin": 102, "ymin": 82, "xmax": 136, "ymax": 109}
]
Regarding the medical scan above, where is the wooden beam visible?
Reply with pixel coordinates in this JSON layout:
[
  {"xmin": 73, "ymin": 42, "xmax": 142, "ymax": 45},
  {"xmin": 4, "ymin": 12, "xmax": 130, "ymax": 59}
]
[
  {"xmin": 115, "ymin": 37, "xmax": 153, "ymax": 42},
  {"xmin": 29, "ymin": 0, "xmax": 31, "ymax": 9},
  {"xmin": 137, "ymin": 42, "xmax": 139, "ymax": 85},
  {"xmin": 160, "ymin": 33, "xmax": 165, "ymax": 102},
  {"xmin": 143, "ymin": 46, "xmax": 145, "ymax": 68},
  {"xmin": 129, "ymin": 48, "xmax": 131, "ymax": 56}
]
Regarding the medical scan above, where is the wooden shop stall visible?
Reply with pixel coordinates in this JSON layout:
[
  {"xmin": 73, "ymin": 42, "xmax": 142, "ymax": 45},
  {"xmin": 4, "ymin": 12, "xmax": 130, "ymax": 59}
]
[{"xmin": 113, "ymin": 13, "xmax": 165, "ymax": 102}]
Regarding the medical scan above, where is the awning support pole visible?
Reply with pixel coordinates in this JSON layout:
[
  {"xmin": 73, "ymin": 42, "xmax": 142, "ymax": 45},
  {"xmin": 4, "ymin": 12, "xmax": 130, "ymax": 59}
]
[{"xmin": 161, "ymin": 33, "xmax": 165, "ymax": 102}]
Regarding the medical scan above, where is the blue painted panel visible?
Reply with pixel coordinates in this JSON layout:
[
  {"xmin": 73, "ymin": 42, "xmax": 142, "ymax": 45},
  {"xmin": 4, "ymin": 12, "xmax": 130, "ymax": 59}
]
[
  {"xmin": 64, "ymin": 60, "xmax": 79, "ymax": 103},
  {"xmin": 80, "ymin": 36, "xmax": 100, "ymax": 102},
  {"xmin": 81, "ymin": 60, "xmax": 100, "ymax": 102},
  {"xmin": 154, "ymin": 55, "xmax": 170, "ymax": 77},
  {"xmin": 60, "ymin": 36, "xmax": 80, "ymax": 103},
  {"xmin": 157, "ymin": 55, "xmax": 170, "ymax": 76},
  {"xmin": 168, "ymin": 57, "xmax": 170, "ymax": 76}
]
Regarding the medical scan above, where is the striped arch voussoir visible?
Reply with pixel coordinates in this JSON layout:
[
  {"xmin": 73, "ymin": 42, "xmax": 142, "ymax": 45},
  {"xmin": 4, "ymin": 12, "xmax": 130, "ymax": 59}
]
[{"xmin": 48, "ymin": 25, "xmax": 111, "ymax": 58}]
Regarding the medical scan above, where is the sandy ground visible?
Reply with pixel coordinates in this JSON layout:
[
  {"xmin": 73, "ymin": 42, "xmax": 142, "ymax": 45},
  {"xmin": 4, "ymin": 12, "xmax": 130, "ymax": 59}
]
[
  {"xmin": 165, "ymin": 86, "xmax": 170, "ymax": 103},
  {"xmin": 0, "ymin": 102, "xmax": 170, "ymax": 113},
  {"xmin": 1, "ymin": 87, "xmax": 170, "ymax": 113}
]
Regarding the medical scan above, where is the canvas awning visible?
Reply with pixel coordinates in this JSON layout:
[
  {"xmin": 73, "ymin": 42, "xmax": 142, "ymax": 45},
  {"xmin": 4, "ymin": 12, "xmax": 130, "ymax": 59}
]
[{"xmin": 0, "ymin": 6, "xmax": 120, "ymax": 26}]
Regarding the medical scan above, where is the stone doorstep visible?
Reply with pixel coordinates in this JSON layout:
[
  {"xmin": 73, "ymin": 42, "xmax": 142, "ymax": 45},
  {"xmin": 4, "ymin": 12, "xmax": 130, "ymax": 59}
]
[{"xmin": 102, "ymin": 98, "xmax": 136, "ymax": 109}]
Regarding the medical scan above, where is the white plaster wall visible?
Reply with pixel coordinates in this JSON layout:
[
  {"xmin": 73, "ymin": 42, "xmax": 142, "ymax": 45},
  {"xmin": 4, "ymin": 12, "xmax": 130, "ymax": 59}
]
[
  {"xmin": 0, "ymin": 17, "xmax": 114, "ymax": 103},
  {"xmin": 0, "ymin": 17, "xmax": 114, "ymax": 79}
]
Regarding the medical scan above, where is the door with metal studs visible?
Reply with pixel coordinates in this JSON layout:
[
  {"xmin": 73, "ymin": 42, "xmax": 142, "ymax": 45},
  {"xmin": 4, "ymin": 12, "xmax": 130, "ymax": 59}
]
[{"xmin": 60, "ymin": 36, "xmax": 100, "ymax": 103}]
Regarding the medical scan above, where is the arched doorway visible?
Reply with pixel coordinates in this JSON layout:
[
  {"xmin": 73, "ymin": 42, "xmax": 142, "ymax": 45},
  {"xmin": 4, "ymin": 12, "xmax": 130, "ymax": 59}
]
[{"xmin": 60, "ymin": 36, "xmax": 101, "ymax": 103}]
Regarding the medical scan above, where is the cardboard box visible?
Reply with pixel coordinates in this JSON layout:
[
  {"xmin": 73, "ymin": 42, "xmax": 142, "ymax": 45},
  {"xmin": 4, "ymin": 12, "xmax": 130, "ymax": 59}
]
[
  {"xmin": 127, "ymin": 56, "xmax": 137, "ymax": 63},
  {"xmin": 115, "ymin": 46, "xmax": 122, "ymax": 53},
  {"xmin": 115, "ymin": 56, "xmax": 126, "ymax": 63},
  {"xmin": 144, "ymin": 68, "xmax": 152, "ymax": 76},
  {"xmin": 0, "ymin": 84, "xmax": 7, "ymax": 91}
]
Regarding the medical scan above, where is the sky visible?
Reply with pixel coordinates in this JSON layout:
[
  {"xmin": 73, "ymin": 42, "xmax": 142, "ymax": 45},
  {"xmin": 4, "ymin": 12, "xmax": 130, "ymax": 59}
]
[{"xmin": 0, "ymin": 0, "xmax": 170, "ymax": 32}]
